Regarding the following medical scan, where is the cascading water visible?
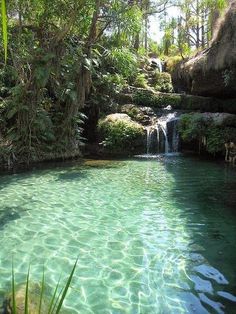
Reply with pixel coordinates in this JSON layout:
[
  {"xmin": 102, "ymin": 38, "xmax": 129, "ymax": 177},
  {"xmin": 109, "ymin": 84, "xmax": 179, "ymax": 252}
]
[
  {"xmin": 146, "ymin": 126, "xmax": 153, "ymax": 154},
  {"xmin": 170, "ymin": 118, "xmax": 180, "ymax": 152},
  {"xmin": 145, "ymin": 112, "xmax": 180, "ymax": 155},
  {"xmin": 158, "ymin": 121, "xmax": 169, "ymax": 154}
]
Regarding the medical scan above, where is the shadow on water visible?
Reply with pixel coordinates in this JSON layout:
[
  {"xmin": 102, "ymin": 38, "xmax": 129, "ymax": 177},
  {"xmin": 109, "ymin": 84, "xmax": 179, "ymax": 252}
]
[
  {"xmin": 162, "ymin": 156, "xmax": 236, "ymax": 212},
  {"xmin": 160, "ymin": 155, "xmax": 236, "ymax": 313},
  {"xmin": 56, "ymin": 170, "xmax": 87, "ymax": 181},
  {"xmin": 0, "ymin": 158, "xmax": 124, "ymax": 187},
  {"xmin": 0, "ymin": 206, "xmax": 28, "ymax": 230},
  {"xmin": 55, "ymin": 160, "xmax": 124, "ymax": 183}
]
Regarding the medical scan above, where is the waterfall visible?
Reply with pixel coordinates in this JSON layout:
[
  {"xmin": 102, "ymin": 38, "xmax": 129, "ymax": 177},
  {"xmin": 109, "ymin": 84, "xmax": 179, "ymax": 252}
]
[
  {"xmin": 146, "ymin": 126, "xmax": 152, "ymax": 154},
  {"xmin": 156, "ymin": 124, "xmax": 160, "ymax": 153},
  {"xmin": 158, "ymin": 121, "xmax": 169, "ymax": 154},
  {"xmin": 171, "ymin": 119, "xmax": 180, "ymax": 152},
  {"xmin": 145, "ymin": 113, "xmax": 180, "ymax": 155}
]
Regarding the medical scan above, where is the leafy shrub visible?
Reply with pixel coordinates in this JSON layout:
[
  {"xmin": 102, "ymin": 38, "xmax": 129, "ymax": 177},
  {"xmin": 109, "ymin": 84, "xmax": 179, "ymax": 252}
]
[
  {"xmin": 99, "ymin": 73, "xmax": 127, "ymax": 95},
  {"xmin": 120, "ymin": 104, "xmax": 141, "ymax": 120},
  {"xmin": 178, "ymin": 113, "xmax": 236, "ymax": 154},
  {"xmin": 206, "ymin": 127, "xmax": 236, "ymax": 154},
  {"xmin": 0, "ymin": 66, "xmax": 17, "ymax": 97},
  {"xmin": 206, "ymin": 127, "xmax": 226, "ymax": 154},
  {"xmin": 153, "ymin": 72, "xmax": 173, "ymax": 93},
  {"xmin": 133, "ymin": 90, "xmax": 154, "ymax": 107},
  {"xmin": 178, "ymin": 113, "xmax": 211, "ymax": 142},
  {"xmin": 105, "ymin": 48, "xmax": 138, "ymax": 82},
  {"xmin": 98, "ymin": 117, "xmax": 144, "ymax": 151},
  {"xmin": 133, "ymin": 73, "xmax": 148, "ymax": 88},
  {"xmin": 152, "ymin": 94, "xmax": 181, "ymax": 107}
]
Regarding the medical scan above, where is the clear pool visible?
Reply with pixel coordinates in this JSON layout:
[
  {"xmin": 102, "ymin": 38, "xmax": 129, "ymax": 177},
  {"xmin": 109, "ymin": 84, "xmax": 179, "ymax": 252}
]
[{"xmin": 0, "ymin": 157, "xmax": 236, "ymax": 313}]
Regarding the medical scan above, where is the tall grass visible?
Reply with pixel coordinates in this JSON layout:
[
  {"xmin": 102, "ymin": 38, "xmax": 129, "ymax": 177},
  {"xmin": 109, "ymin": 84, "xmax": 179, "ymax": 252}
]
[{"xmin": 11, "ymin": 259, "xmax": 78, "ymax": 314}]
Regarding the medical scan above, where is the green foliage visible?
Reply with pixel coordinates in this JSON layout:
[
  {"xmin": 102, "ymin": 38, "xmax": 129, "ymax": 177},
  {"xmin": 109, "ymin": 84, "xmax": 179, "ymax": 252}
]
[
  {"xmin": 178, "ymin": 113, "xmax": 236, "ymax": 154},
  {"xmin": 102, "ymin": 3, "xmax": 142, "ymax": 49},
  {"xmin": 1, "ymin": 0, "xmax": 7, "ymax": 62},
  {"xmin": 105, "ymin": 48, "xmax": 138, "ymax": 82},
  {"xmin": 133, "ymin": 90, "xmax": 181, "ymax": 108},
  {"xmin": 178, "ymin": 113, "xmax": 210, "ymax": 142},
  {"xmin": 152, "ymin": 94, "xmax": 181, "ymax": 107},
  {"xmin": 121, "ymin": 105, "xmax": 141, "ymax": 120},
  {"xmin": 133, "ymin": 90, "xmax": 155, "ymax": 107},
  {"xmin": 133, "ymin": 73, "xmax": 148, "ymax": 88},
  {"xmin": 98, "ymin": 118, "xmax": 144, "ymax": 151},
  {"xmin": 98, "ymin": 73, "xmax": 127, "ymax": 95},
  {"xmin": 0, "ymin": 65, "xmax": 17, "ymax": 97},
  {"xmin": 152, "ymin": 72, "xmax": 173, "ymax": 93},
  {"xmin": 133, "ymin": 90, "xmax": 236, "ymax": 114},
  {"xmin": 206, "ymin": 127, "xmax": 225, "ymax": 154},
  {"xmin": 158, "ymin": 0, "xmax": 227, "ymax": 55},
  {"xmin": 207, "ymin": 127, "xmax": 236, "ymax": 154},
  {"xmin": 165, "ymin": 56, "xmax": 183, "ymax": 73}
]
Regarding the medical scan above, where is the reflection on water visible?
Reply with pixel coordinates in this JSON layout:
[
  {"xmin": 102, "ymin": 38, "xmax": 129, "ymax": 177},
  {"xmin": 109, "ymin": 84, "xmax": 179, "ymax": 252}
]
[{"xmin": 0, "ymin": 157, "xmax": 236, "ymax": 313}]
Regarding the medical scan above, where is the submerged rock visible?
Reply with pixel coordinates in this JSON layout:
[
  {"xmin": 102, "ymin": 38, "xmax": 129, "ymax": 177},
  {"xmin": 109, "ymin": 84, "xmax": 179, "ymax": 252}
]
[
  {"xmin": 3, "ymin": 283, "xmax": 49, "ymax": 314},
  {"xmin": 172, "ymin": 1, "xmax": 236, "ymax": 98}
]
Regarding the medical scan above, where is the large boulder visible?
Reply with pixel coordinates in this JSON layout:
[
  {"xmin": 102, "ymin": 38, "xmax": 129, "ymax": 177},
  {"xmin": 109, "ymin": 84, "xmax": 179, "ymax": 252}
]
[
  {"xmin": 172, "ymin": 1, "xmax": 236, "ymax": 98},
  {"xmin": 97, "ymin": 113, "xmax": 145, "ymax": 155}
]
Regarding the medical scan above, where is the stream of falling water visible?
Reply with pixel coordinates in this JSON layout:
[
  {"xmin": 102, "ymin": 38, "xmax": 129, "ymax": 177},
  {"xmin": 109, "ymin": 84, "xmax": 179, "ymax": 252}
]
[{"xmin": 145, "ymin": 113, "xmax": 179, "ymax": 155}]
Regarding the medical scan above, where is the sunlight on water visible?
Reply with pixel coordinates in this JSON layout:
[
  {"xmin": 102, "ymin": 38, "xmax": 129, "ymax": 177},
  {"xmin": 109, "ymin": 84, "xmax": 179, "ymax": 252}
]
[{"xmin": 0, "ymin": 157, "xmax": 236, "ymax": 313}]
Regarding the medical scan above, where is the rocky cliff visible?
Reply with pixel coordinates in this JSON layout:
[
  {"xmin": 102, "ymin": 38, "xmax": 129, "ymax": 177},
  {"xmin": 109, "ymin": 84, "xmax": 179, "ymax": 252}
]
[{"xmin": 172, "ymin": 1, "xmax": 236, "ymax": 98}]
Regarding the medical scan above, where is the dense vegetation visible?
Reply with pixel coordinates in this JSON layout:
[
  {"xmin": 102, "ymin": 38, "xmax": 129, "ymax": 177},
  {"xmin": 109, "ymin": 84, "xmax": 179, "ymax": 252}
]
[
  {"xmin": 178, "ymin": 113, "xmax": 236, "ymax": 154},
  {"xmin": 0, "ymin": 0, "xmax": 233, "ymax": 167}
]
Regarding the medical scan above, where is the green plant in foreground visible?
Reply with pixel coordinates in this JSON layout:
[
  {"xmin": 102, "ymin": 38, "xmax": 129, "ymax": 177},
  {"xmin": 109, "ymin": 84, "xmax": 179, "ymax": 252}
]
[
  {"xmin": 1, "ymin": 0, "xmax": 8, "ymax": 62},
  {"xmin": 10, "ymin": 259, "xmax": 78, "ymax": 314}
]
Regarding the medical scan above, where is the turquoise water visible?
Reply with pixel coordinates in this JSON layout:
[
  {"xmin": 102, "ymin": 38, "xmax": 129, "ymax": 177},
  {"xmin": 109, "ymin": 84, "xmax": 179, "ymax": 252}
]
[{"xmin": 0, "ymin": 157, "xmax": 236, "ymax": 313}]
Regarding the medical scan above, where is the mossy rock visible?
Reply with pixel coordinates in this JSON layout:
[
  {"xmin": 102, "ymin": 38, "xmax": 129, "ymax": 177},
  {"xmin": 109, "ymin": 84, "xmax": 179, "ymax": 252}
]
[
  {"xmin": 133, "ymin": 89, "xmax": 236, "ymax": 114},
  {"xmin": 97, "ymin": 114, "xmax": 145, "ymax": 155},
  {"xmin": 120, "ymin": 104, "xmax": 153, "ymax": 125},
  {"xmin": 133, "ymin": 90, "xmax": 181, "ymax": 108}
]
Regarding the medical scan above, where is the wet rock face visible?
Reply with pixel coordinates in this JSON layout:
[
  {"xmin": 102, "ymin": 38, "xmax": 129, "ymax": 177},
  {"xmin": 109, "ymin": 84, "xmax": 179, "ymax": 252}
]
[
  {"xmin": 201, "ymin": 113, "xmax": 236, "ymax": 126},
  {"xmin": 172, "ymin": 1, "xmax": 236, "ymax": 98}
]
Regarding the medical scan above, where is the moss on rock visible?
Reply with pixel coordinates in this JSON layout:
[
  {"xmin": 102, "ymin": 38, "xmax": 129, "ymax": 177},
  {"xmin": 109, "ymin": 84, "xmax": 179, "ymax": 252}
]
[
  {"xmin": 133, "ymin": 89, "xmax": 236, "ymax": 113},
  {"xmin": 97, "ymin": 114, "xmax": 145, "ymax": 155}
]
